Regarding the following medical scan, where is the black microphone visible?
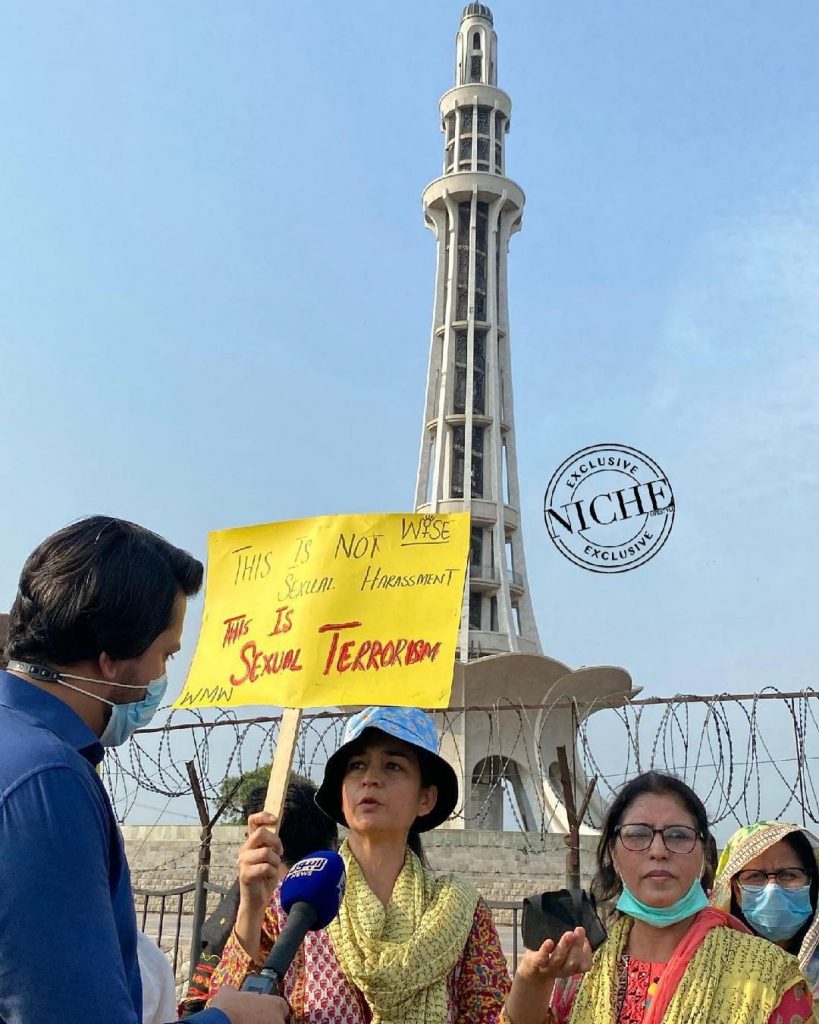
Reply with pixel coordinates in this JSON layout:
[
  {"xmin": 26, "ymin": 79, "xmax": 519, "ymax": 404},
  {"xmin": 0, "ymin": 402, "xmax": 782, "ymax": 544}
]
[{"xmin": 242, "ymin": 850, "xmax": 345, "ymax": 996}]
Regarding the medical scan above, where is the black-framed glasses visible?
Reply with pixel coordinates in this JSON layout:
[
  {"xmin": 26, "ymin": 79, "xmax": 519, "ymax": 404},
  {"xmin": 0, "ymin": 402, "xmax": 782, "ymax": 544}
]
[
  {"xmin": 615, "ymin": 823, "xmax": 702, "ymax": 854},
  {"xmin": 736, "ymin": 868, "xmax": 812, "ymax": 891}
]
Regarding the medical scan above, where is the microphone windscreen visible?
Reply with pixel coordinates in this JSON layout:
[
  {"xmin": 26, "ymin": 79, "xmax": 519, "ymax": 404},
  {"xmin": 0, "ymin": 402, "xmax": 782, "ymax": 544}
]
[{"xmin": 280, "ymin": 850, "xmax": 346, "ymax": 929}]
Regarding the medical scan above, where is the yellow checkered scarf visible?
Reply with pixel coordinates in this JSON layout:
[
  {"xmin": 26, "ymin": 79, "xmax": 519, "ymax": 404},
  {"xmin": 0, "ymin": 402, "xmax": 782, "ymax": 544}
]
[
  {"xmin": 327, "ymin": 840, "xmax": 479, "ymax": 1024},
  {"xmin": 567, "ymin": 914, "xmax": 806, "ymax": 1024}
]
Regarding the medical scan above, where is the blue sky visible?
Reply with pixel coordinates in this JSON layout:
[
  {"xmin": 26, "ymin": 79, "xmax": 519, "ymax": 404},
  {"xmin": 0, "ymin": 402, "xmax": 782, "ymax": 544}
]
[{"xmin": 2, "ymin": 2, "xmax": 818, "ymax": 824}]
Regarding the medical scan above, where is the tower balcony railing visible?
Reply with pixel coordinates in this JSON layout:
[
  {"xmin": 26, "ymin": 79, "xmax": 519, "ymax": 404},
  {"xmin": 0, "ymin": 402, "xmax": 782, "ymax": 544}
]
[
  {"xmin": 469, "ymin": 564, "xmax": 524, "ymax": 591},
  {"xmin": 470, "ymin": 563, "xmax": 500, "ymax": 585},
  {"xmin": 417, "ymin": 499, "xmax": 520, "ymax": 533},
  {"xmin": 422, "ymin": 171, "xmax": 524, "ymax": 213},
  {"xmin": 422, "ymin": 414, "xmax": 510, "ymax": 437}
]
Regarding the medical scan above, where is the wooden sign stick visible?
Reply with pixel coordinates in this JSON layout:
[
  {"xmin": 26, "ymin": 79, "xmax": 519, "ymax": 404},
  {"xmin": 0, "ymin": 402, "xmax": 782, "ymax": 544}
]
[{"xmin": 263, "ymin": 707, "xmax": 303, "ymax": 827}]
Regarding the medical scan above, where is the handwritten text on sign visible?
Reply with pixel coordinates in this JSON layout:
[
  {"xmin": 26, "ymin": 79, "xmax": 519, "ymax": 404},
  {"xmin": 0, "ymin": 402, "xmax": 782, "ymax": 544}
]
[{"xmin": 174, "ymin": 512, "xmax": 470, "ymax": 710}]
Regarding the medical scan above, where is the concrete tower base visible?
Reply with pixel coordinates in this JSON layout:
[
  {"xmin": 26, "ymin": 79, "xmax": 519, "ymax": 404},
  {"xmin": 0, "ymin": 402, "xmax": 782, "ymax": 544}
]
[{"xmin": 438, "ymin": 653, "xmax": 636, "ymax": 833}]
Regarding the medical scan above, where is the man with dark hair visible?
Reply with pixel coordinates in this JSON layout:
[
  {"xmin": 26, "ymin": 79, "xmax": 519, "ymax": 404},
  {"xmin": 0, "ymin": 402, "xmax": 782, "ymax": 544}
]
[
  {"xmin": 180, "ymin": 773, "xmax": 339, "ymax": 1016},
  {"xmin": 0, "ymin": 612, "xmax": 8, "ymax": 668},
  {"xmin": 0, "ymin": 517, "xmax": 287, "ymax": 1024}
]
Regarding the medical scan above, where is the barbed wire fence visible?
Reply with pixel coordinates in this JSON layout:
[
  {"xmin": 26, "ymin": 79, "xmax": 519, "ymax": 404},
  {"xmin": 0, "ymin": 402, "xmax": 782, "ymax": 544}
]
[
  {"xmin": 106, "ymin": 688, "xmax": 819, "ymax": 989},
  {"xmin": 103, "ymin": 688, "xmax": 819, "ymax": 840}
]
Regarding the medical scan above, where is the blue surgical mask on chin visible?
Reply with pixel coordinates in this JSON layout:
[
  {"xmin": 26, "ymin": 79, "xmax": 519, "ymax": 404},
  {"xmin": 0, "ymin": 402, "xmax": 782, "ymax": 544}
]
[
  {"xmin": 8, "ymin": 660, "xmax": 169, "ymax": 747},
  {"xmin": 741, "ymin": 883, "xmax": 812, "ymax": 941},
  {"xmin": 616, "ymin": 876, "xmax": 708, "ymax": 927},
  {"xmin": 99, "ymin": 674, "xmax": 168, "ymax": 747}
]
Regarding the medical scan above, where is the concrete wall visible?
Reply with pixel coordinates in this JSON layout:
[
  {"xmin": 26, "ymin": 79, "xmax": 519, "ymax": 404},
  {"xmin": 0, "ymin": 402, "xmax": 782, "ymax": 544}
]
[{"xmin": 122, "ymin": 824, "xmax": 599, "ymax": 909}]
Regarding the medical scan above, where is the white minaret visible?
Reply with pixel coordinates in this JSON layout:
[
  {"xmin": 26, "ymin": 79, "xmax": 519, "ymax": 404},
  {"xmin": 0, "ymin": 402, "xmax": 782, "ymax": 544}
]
[
  {"xmin": 415, "ymin": 3, "xmax": 540, "ymax": 662},
  {"xmin": 417, "ymin": 6, "xmax": 636, "ymax": 833}
]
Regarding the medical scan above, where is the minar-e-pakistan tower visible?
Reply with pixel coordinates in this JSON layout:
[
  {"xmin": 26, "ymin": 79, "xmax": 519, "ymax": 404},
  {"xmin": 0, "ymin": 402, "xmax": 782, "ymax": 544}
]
[{"xmin": 415, "ymin": 4, "xmax": 635, "ymax": 832}]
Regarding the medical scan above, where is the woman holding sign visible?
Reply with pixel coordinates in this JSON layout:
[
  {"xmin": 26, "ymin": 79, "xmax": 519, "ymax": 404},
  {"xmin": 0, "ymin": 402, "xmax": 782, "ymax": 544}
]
[{"xmin": 209, "ymin": 706, "xmax": 511, "ymax": 1023}]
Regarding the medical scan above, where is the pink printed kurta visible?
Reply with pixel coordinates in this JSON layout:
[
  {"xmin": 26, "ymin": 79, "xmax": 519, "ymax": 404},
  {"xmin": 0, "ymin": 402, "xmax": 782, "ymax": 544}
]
[{"xmin": 209, "ymin": 888, "xmax": 510, "ymax": 1024}]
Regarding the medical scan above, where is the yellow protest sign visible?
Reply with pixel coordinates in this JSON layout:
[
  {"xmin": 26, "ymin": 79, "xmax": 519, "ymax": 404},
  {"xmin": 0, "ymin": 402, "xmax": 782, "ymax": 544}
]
[{"xmin": 174, "ymin": 512, "xmax": 470, "ymax": 711}]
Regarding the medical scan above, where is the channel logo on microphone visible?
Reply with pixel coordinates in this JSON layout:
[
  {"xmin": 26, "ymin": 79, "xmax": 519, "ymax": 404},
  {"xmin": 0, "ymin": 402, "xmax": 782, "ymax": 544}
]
[
  {"xmin": 286, "ymin": 856, "xmax": 328, "ymax": 879},
  {"xmin": 281, "ymin": 850, "xmax": 346, "ymax": 930}
]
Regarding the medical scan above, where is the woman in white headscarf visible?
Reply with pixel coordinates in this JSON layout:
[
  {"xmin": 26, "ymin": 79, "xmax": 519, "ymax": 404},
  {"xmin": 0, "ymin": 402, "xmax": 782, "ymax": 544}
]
[{"xmin": 712, "ymin": 821, "xmax": 819, "ymax": 1001}]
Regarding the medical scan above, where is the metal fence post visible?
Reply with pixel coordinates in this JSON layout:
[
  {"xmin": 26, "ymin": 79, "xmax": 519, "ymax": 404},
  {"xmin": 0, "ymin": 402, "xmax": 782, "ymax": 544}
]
[
  {"xmin": 185, "ymin": 761, "xmax": 243, "ymax": 989},
  {"xmin": 186, "ymin": 762, "xmax": 212, "ymax": 987},
  {"xmin": 556, "ymin": 745, "xmax": 597, "ymax": 891}
]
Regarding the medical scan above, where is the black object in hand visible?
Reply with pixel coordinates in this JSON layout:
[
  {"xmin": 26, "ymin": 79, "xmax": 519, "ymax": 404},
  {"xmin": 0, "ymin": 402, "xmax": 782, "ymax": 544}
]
[{"xmin": 522, "ymin": 888, "xmax": 607, "ymax": 952}]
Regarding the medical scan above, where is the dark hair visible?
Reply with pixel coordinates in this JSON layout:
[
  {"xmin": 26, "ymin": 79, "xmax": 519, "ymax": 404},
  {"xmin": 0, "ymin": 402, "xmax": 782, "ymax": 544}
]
[
  {"xmin": 407, "ymin": 831, "xmax": 426, "ymax": 862},
  {"xmin": 703, "ymin": 834, "xmax": 719, "ymax": 893},
  {"xmin": 0, "ymin": 613, "xmax": 8, "ymax": 669},
  {"xmin": 592, "ymin": 771, "xmax": 711, "ymax": 906},
  {"xmin": 7, "ymin": 516, "xmax": 203, "ymax": 666},
  {"xmin": 405, "ymin": 748, "xmax": 439, "ymax": 866},
  {"xmin": 243, "ymin": 773, "xmax": 339, "ymax": 866},
  {"xmin": 730, "ymin": 829, "xmax": 819, "ymax": 954}
]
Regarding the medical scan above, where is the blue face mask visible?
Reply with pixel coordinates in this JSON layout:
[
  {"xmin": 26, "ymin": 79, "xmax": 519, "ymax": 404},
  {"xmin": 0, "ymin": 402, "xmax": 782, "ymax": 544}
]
[
  {"xmin": 99, "ymin": 674, "xmax": 168, "ymax": 747},
  {"xmin": 9, "ymin": 661, "xmax": 169, "ymax": 747},
  {"xmin": 741, "ymin": 883, "xmax": 812, "ymax": 941},
  {"xmin": 616, "ymin": 876, "xmax": 708, "ymax": 927}
]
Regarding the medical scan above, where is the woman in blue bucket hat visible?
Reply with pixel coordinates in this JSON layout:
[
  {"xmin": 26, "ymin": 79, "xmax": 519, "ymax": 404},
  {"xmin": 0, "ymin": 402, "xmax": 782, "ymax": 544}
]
[{"xmin": 210, "ymin": 706, "xmax": 511, "ymax": 1023}]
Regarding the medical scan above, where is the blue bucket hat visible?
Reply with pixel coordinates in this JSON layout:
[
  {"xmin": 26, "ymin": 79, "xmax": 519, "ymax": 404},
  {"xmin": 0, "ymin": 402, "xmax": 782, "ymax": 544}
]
[{"xmin": 315, "ymin": 706, "xmax": 459, "ymax": 832}]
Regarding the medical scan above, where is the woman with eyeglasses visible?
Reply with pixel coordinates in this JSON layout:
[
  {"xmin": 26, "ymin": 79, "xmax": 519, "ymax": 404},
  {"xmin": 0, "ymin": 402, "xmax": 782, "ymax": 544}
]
[
  {"xmin": 502, "ymin": 772, "xmax": 815, "ymax": 1024},
  {"xmin": 712, "ymin": 822, "xmax": 819, "ymax": 1002}
]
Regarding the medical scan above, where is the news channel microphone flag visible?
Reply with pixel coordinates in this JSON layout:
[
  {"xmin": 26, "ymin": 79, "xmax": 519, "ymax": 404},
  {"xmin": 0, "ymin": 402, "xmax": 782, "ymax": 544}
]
[{"xmin": 242, "ymin": 851, "xmax": 346, "ymax": 996}]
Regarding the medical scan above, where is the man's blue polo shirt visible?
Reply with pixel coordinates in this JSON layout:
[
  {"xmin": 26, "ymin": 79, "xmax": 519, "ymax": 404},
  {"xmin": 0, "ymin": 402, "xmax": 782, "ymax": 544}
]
[{"xmin": 0, "ymin": 670, "xmax": 227, "ymax": 1024}]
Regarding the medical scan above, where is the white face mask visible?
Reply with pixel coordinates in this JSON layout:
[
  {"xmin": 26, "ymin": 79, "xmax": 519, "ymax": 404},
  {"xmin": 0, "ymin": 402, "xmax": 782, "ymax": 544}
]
[{"xmin": 8, "ymin": 660, "xmax": 167, "ymax": 746}]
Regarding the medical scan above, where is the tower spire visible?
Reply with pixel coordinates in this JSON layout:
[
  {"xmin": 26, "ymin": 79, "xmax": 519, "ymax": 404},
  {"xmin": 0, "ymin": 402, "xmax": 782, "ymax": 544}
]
[
  {"xmin": 457, "ymin": 5, "xmax": 497, "ymax": 87},
  {"xmin": 418, "ymin": 8, "xmax": 634, "ymax": 835},
  {"xmin": 415, "ymin": 3, "xmax": 541, "ymax": 663}
]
